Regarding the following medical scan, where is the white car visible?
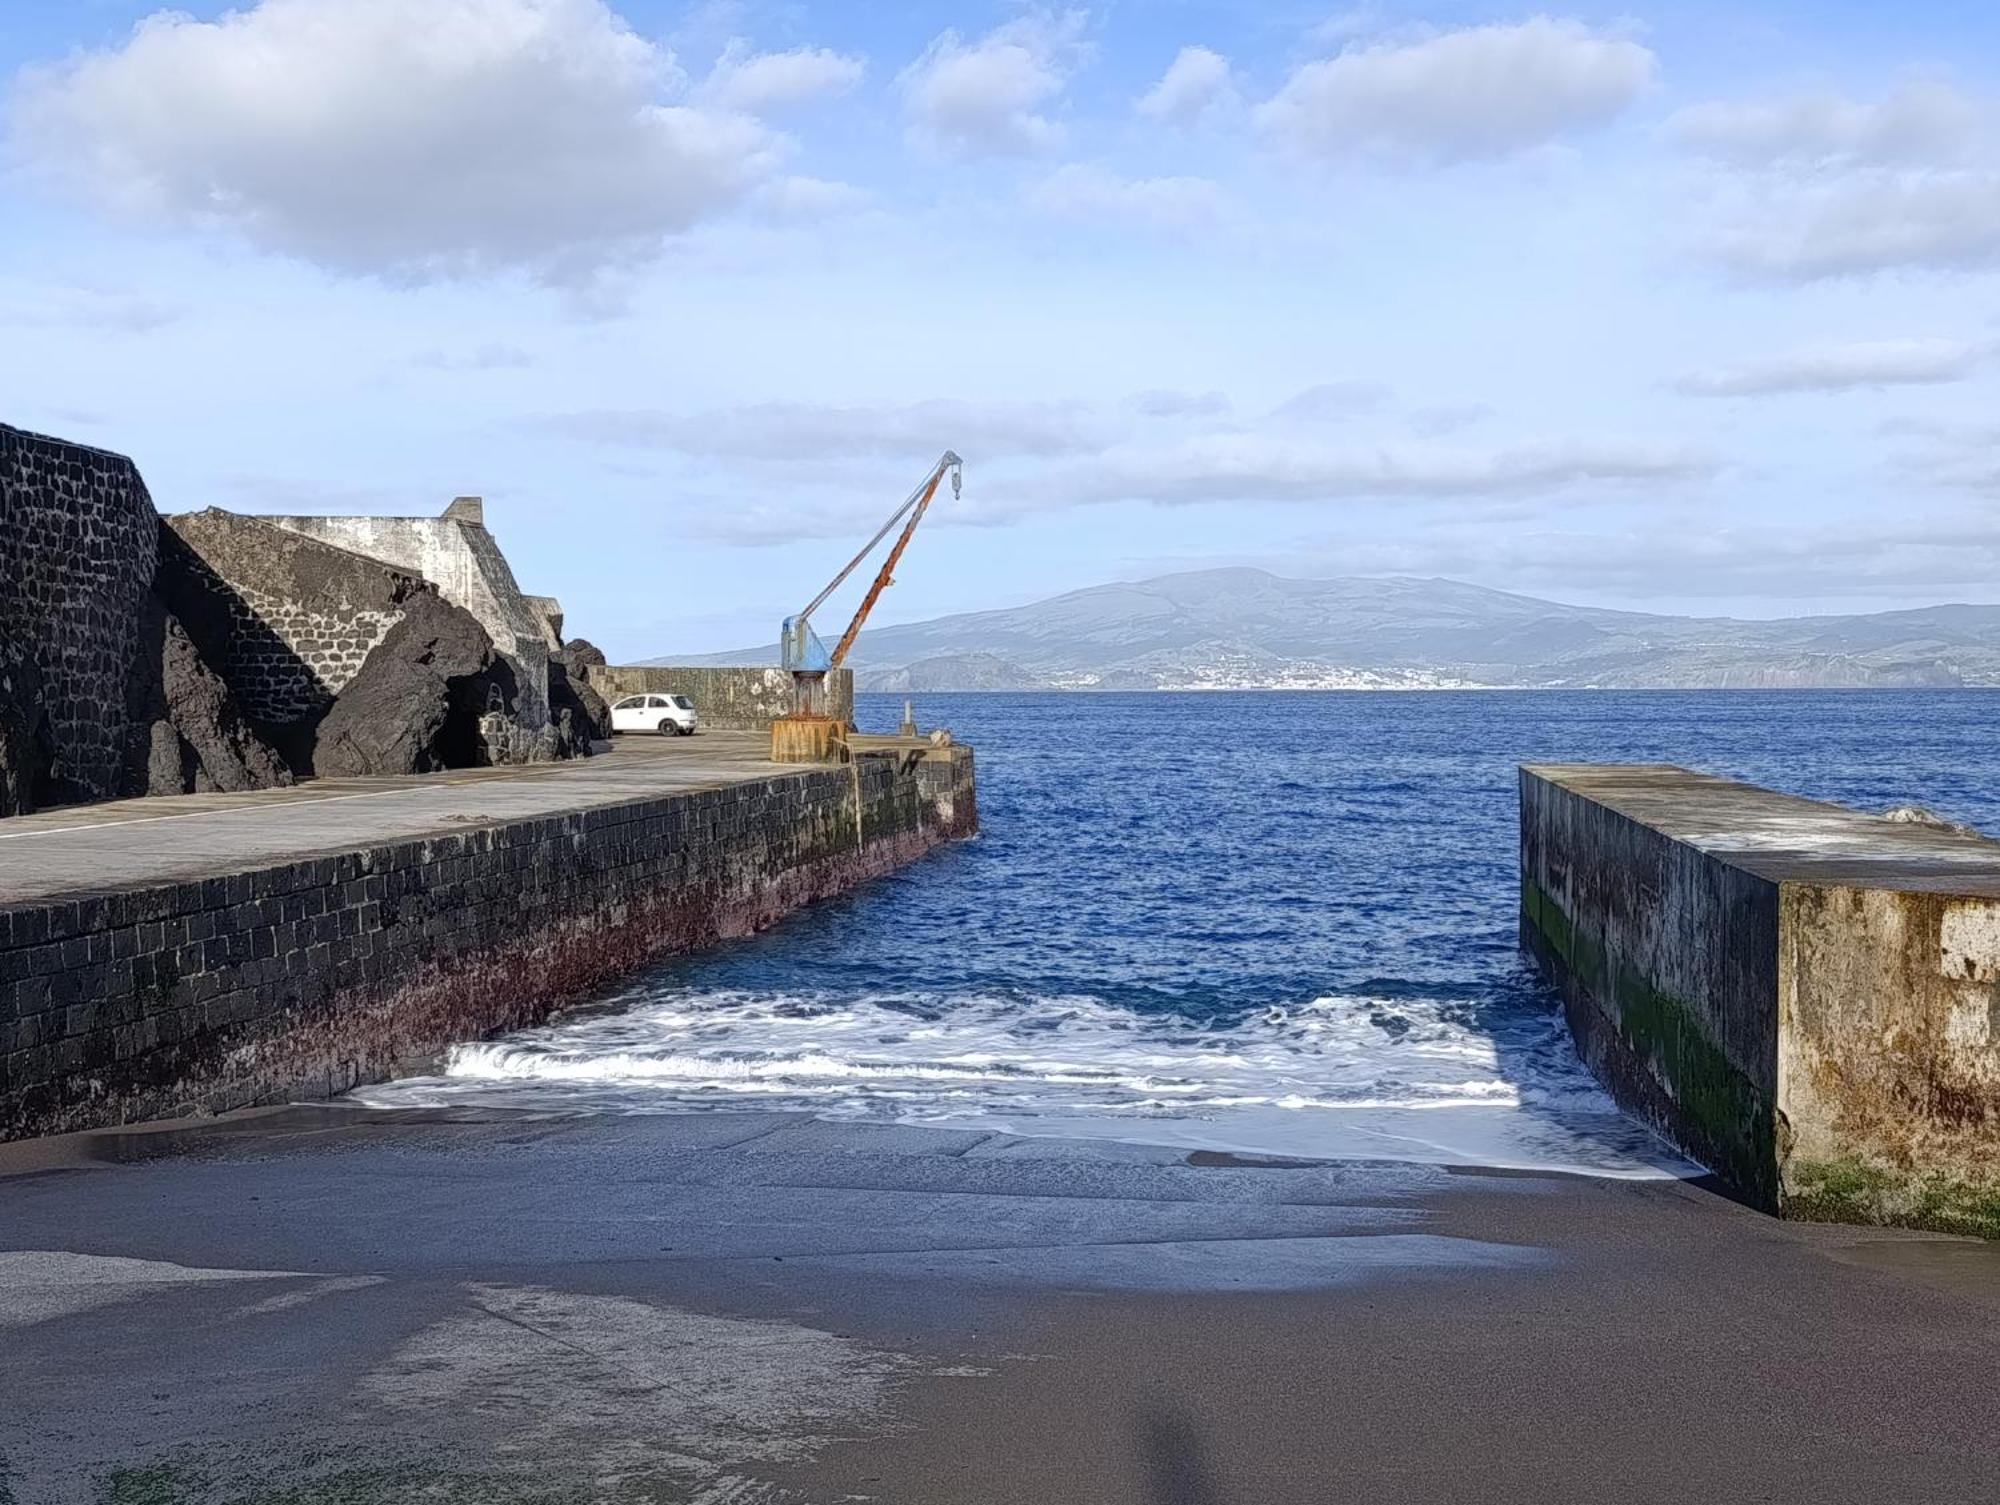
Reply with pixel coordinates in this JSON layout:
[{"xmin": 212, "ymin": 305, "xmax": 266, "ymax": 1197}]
[{"xmin": 610, "ymin": 693, "xmax": 698, "ymax": 737}]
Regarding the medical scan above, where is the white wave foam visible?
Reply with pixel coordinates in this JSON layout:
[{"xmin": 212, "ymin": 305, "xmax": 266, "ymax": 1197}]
[{"xmin": 355, "ymin": 987, "xmax": 1683, "ymax": 1175}]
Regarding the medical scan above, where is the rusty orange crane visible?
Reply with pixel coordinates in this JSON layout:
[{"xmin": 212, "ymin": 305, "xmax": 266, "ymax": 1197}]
[{"xmin": 772, "ymin": 449, "xmax": 962, "ymax": 762}]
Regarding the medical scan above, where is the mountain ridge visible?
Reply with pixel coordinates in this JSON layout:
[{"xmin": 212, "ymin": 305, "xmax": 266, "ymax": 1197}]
[{"xmin": 650, "ymin": 569, "xmax": 2000, "ymax": 691}]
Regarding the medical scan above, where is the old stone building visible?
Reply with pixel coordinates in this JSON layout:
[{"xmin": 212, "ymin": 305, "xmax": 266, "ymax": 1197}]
[
  {"xmin": 2, "ymin": 423, "xmax": 590, "ymax": 816},
  {"xmin": 257, "ymin": 497, "xmax": 561, "ymax": 729},
  {"xmin": 162, "ymin": 510, "xmax": 430, "ymax": 728}
]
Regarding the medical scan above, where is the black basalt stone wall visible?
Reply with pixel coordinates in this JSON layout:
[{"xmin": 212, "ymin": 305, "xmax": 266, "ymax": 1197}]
[
  {"xmin": 0, "ymin": 424, "xmax": 160, "ymax": 807},
  {"xmin": 0, "ymin": 747, "xmax": 977, "ymax": 1140}
]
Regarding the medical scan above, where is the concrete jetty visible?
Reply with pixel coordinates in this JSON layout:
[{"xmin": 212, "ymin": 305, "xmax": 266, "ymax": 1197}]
[
  {"xmin": 0, "ymin": 731, "xmax": 975, "ymax": 1140},
  {"xmin": 1521, "ymin": 764, "xmax": 2000, "ymax": 1235}
]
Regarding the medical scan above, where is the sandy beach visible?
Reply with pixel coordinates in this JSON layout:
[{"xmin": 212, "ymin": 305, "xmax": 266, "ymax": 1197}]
[{"xmin": 4, "ymin": 1104, "xmax": 1997, "ymax": 1503}]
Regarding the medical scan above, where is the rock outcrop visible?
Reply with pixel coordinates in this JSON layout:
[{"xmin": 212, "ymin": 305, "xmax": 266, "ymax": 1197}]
[
  {"xmin": 311, "ymin": 592, "xmax": 505, "ymax": 777},
  {"xmin": 551, "ymin": 638, "xmax": 611, "ymax": 742},
  {"xmin": 0, "ymin": 652, "xmax": 50, "ymax": 817},
  {"xmin": 122, "ymin": 597, "xmax": 293, "ymax": 797}
]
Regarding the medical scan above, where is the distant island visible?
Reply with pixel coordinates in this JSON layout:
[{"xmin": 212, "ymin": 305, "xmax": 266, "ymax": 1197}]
[{"xmin": 654, "ymin": 569, "xmax": 2000, "ymax": 691}]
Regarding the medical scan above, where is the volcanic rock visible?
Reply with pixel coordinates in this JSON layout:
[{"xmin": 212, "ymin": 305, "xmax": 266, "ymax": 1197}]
[
  {"xmin": 0, "ymin": 651, "xmax": 50, "ymax": 817},
  {"xmin": 312, "ymin": 591, "xmax": 503, "ymax": 777},
  {"xmin": 121, "ymin": 597, "xmax": 294, "ymax": 797}
]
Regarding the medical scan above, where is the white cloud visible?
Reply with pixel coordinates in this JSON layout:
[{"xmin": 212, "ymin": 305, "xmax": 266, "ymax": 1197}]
[
  {"xmin": 1127, "ymin": 390, "xmax": 1232, "ymax": 419},
  {"xmin": 898, "ymin": 13, "xmax": 1087, "ymax": 159},
  {"xmin": 1670, "ymin": 80, "xmax": 1980, "ymax": 169},
  {"xmin": 1026, "ymin": 164, "xmax": 1230, "ymax": 232},
  {"xmin": 542, "ymin": 398, "xmax": 1112, "ymax": 461},
  {"xmin": 7, "ymin": 0, "xmax": 790, "ymax": 283},
  {"xmin": 1675, "ymin": 338, "xmax": 1987, "ymax": 396},
  {"xmin": 750, "ymin": 175, "xmax": 870, "ymax": 222},
  {"xmin": 1136, "ymin": 46, "xmax": 1234, "ymax": 126},
  {"xmin": 414, "ymin": 343, "xmax": 535, "ymax": 371},
  {"xmin": 1272, "ymin": 381, "xmax": 1392, "ymax": 420},
  {"xmin": 1675, "ymin": 81, "xmax": 2000, "ymax": 281},
  {"xmin": 1256, "ymin": 18, "xmax": 1654, "ymax": 164},
  {"xmin": 1881, "ymin": 416, "xmax": 2000, "ymax": 495},
  {"xmin": 702, "ymin": 42, "xmax": 864, "ymax": 113},
  {"xmin": 1025, "ymin": 434, "xmax": 1714, "ymax": 509},
  {"xmin": 0, "ymin": 283, "xmax": 181, "ymax": 332},
  {"xmin": 1701, "ymin": 173, "xmax": 2000, "ymax": 282},
  {"xmin": 1407, "ymin": 402, "xmax": 1494, "ymax": 437}
]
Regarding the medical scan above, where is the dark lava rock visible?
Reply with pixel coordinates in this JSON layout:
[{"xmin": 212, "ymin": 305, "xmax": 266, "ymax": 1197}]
[
  {"xmin": 312, "ymin": 592, "xmax": 503, "ymax": 777},
  {"xmin": 559, "ymin": 637, "xmax": 607, "ymax": 675},
  {"xmin": 550, "ymin": 656, "xmax": 611, "ymax": 742},
  {"xmin": 0, "ymin": 651, "xmax": 50, "ymax": 817},
  {"xmin": 121, "ymin": 597, "xmax": 293, "ymax": 797}
]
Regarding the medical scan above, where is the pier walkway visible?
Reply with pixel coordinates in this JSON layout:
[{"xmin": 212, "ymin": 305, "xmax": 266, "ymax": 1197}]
[{"xmin": 0, "ymin": 733, "xmax": 785, "ymax": 905}]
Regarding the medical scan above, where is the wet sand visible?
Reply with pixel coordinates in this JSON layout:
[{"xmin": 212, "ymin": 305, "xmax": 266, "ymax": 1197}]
[{"xmin": 2, "ymin": 1106, "xmax": 1997, "ymax": 1503}]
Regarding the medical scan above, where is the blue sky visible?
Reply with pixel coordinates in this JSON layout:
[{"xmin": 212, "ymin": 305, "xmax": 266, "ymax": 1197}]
[{"xmin": 4, "ymin": 2, "xmax": 1999, "ymax": 658}]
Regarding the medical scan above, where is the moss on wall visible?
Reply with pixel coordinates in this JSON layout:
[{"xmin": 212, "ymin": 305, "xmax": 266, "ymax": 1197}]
[
  {"xmin": 1786, "ymin": 1157, "xmax": 2000, "ymax": 1240},
  {"xmin": 1522, "ymin": 874, "xmax": 1776, "ymax": 1204}
]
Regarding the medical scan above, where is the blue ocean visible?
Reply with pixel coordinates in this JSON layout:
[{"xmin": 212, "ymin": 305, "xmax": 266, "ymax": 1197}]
[{"xmin": 359, "ymin": 691, "xmax": 1999, "ymax": 1173}]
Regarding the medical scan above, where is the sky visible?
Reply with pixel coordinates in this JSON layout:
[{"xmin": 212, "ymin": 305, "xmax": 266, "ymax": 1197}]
[{"xmin": 4, "ymin": 1, "xmax": 2000, "ymax": 659}]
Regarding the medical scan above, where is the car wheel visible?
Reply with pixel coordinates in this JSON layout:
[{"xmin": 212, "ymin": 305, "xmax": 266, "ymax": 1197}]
[{"xmin": 658, "ymin": 719, "xmax": 679, "ymax": 737}]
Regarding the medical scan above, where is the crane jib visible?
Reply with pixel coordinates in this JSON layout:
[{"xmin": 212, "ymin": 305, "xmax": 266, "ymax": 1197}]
[{"xmin": 779, "ymin": 451, "xmax": 962, "ymax": 683}]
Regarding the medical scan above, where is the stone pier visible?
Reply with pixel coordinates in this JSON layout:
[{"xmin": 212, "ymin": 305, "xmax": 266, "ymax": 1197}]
[
  {"xmin": 0, "ymin": 732, "xmax": 974, "ymax": 1140},
  {"xmin": 1521, "ymin": 764, "xmax": 2000, "ymax": 1235}
]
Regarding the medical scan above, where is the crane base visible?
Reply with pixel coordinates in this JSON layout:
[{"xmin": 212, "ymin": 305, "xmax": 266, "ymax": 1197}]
[{"xmin": 770, "ymin": 715, "xmax": 846, "ymax": 764}]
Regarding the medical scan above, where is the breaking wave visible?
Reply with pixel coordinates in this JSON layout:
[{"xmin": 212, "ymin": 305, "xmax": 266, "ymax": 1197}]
[{"xmin": 357, "ymin": 986, "xmax": 1681, "ymax": 1174}]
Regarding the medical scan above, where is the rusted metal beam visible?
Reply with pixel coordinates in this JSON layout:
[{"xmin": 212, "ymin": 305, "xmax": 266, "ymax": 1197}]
[{"xmin": 828, "ymin": 466, "xmax": 945, "ymax": 669}]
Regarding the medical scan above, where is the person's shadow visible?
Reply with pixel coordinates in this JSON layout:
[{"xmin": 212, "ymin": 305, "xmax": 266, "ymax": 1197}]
[{"xmin": 1140, "ymin": 1407, "xmax": 1228, "ymax": 1505}]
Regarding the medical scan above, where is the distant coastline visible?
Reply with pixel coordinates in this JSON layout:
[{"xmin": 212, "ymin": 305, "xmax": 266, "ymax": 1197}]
[{"xmin": 656, "ymin": 567, "xmax": 2000, "ymax": 695}]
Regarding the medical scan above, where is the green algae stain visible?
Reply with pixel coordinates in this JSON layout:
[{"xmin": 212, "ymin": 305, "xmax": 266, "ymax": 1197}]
[
  {"xmin": 1521, "ymin": 875, "xmax": 1775, "ymax": 1206},
  {"xmin": 102, "ymin": 1463, "xmax": 202, "ymax": 1505},
  {"xmin": 1606, "ymin": 959, "xmax": 1775, "ymax": 1205},
  {"xmin": 1788, "ymin": 1158, "xmax": 2000, "ymax": 1241}
]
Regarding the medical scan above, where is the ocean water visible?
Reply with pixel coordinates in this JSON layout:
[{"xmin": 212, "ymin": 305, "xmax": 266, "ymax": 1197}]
[{"xmin": 356, "ymin": 691, "xmax": 2000, "ymax": 1175}]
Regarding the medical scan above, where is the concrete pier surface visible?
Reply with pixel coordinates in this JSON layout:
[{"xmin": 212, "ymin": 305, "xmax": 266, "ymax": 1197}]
[
  {"xmin": 1522, "ymin": 764, "xmax": 2000, "ymax": 1235},
  {"xmin": 2, "ymin": 1106, "xmax": 1998, "ymax": 1504},
  {"xmin": 0, "ymin": 733, "xmax": 809, "ymax": 904}
]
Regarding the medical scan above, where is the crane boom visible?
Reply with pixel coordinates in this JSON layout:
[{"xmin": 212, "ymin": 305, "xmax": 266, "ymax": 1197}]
[
  {"xmin": 781, "ymin": 450, "xmax": 961, "ymax": 679},
  {"xmin": 829, "ymin": 457, "xmax": 956, "ymax": 667}
]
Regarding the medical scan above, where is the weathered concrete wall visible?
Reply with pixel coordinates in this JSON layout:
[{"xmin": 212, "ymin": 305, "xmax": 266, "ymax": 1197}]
[
  {"xmin": 161, "ymin": 510, "xmax": 428, "ymax": 727},
  {"xmin": 593, "ymin": 665, "xmax": 855, "ymax": 729},
  {"xmin": 0, "ymin": 747, "xmax": 975, "ymax": 1141},
  {"xmin": 262, "ymin": 499, "xmax": 556, "ymax": 726},
  {"xmin": 1522, "ymin": 764, "xmax": 2000, "ymax": 1236},
  {"xmin": 1780, "ymin": 886, "xmax": 2000, "ymax": 1233},
  {"xmin": 0, "ymin": 424, "xmax": 159, "ymax": 806}
]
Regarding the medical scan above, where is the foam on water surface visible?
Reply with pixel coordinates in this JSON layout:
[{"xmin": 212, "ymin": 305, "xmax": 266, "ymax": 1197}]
[
  {"xmin": 356, "ymin": 986, "xmax": 1685, "ymax": 1175},
  {"xmin": 356, "ymin": 691, "xmax": 2000, "ymax": 1181}
]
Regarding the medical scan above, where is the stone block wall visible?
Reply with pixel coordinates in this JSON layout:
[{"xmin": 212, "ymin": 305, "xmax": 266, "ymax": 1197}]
[
  {"xmin": 593, "ymin": 665, "xmax": 855, "ymax": 729},
  {"xmin": 1522, "ymin": 763, "xmax": 2000, "ymax": 1236},
  {"xmin": 0, "ymin": 424, "xmax": 160, "ymax": 804},
  {"xmin": 0, "ymin": 746, "xmax": 976, "ymax": 1140},
  {"xmin": 161, "ymin": 511, "xmax": 426, "ymax": 728},
  {"xmin": 261, "ymin": 503, "xmax": 556, "ymax": 727}
]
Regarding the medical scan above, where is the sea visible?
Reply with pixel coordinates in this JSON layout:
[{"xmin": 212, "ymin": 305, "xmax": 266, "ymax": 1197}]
[{"xmin": 355, "ymin": 690, "xmax": 1999, "ymax": 1176}]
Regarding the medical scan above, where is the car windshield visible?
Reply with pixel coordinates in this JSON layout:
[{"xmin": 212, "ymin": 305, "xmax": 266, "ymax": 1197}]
[{"xmin": 673, "ymin": 696, "xmax": 694, "ymax": 710}]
